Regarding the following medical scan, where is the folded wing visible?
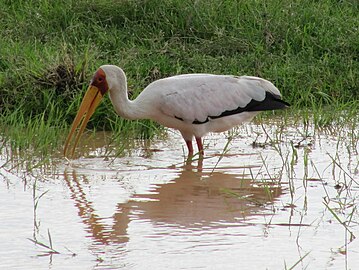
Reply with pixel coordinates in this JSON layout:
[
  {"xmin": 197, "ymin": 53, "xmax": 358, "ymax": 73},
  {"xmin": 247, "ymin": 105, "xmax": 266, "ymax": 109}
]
[{"xmin": 157, "ymin": 74, "xmax": 288, "ymax": 124}]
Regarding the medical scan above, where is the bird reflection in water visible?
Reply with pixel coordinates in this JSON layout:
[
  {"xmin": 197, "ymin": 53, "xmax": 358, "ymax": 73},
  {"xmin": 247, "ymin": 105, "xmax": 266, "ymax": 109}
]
[{"xmin": 63, "ymin": 161, "xmax": 282, "ymax": 246}]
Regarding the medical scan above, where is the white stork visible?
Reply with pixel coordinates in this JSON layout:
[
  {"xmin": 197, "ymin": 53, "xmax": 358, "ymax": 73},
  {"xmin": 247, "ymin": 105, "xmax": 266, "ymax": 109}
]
[{"xmin": 64, "ymin": 65, "xmax": 289, "ymax": 157}]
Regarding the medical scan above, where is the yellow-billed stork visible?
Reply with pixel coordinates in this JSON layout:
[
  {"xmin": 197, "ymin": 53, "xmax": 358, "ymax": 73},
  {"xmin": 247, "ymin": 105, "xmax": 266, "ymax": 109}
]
[{"xmin": 64, "ymin": 65, "xmax": 289, "ymax": 157}]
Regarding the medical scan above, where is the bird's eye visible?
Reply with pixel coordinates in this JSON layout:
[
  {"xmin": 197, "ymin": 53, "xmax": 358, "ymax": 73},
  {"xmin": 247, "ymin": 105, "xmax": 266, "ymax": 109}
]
[{"xmin": 98, "ymin": 77, "xmax": 104, "ymax": 83}]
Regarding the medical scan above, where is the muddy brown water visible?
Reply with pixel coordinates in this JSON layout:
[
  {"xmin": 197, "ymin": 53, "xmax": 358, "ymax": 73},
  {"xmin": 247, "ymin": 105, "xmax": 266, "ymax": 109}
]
[{"xmin": 1, "ymin": 120, "xmax": 358, "ymax": 269}]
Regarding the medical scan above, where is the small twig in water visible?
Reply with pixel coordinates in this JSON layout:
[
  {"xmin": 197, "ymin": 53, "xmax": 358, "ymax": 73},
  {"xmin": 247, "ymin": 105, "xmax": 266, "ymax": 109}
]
[
  {"xmin": 211, "ymin": 135, "xmax": 233, "ymax": 174},
  {"xmin": 327, "ymin": 153, "xmax": 359, "ymax": 186},
  {"xmin": 323, "ymin": 201, "xmax": 356, "ymax": 242},
  {"xmin": 284, "ymin": 251, "xmax": 310, "ymax": 270},
  {"xmin": 28, "ymin": 234, "xmax": 60, "ymax": 256}
]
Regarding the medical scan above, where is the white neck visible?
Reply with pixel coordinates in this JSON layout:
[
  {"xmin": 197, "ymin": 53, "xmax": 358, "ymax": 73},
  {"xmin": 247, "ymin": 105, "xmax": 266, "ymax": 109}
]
[{"xmin": 107, "ymin": 69, "xmax": 148, "ymax": 120}]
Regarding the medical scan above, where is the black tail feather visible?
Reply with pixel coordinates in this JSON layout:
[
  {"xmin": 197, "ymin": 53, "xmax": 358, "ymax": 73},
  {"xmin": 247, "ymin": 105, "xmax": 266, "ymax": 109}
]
[
  {"xmin": 192, "ymin": 92, "xmax": 290, "ymax": 124},
  {"xmin": 210, "ymin": 92, "xmax": 289, "ymax": 119}
]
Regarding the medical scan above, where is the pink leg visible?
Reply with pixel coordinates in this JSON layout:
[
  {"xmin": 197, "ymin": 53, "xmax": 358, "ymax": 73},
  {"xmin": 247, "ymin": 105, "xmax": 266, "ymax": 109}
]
[
  {"xmin": 185, "ymin": 140, "xmax": 194, "ymax": 156},
  {"xmin": 195, "ymin": 137, "xmax": 204, "ymax": 155}
]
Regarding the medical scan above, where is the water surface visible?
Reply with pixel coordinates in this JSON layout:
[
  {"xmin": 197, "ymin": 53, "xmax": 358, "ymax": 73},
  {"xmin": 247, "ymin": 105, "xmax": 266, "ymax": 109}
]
[{"xmin": 1, "ymin": 120, "xmax": 358, "ymax": 269}]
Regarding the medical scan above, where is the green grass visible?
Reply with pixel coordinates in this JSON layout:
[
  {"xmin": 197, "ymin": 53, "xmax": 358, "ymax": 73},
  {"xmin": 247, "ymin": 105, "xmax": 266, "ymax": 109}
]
[{"xmin": 0, "ymin": 0, "xmax": 358, "ymax": 155}]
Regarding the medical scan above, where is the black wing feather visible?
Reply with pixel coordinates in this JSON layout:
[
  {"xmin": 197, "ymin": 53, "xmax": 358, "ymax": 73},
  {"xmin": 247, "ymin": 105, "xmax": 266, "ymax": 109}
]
[{"xmin": 192, "ymin": 92, "xmax": 290, "ymax": 125}]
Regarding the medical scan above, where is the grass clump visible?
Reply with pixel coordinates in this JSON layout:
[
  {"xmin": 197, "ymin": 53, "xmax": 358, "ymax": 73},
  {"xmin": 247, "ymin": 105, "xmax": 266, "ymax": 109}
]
[{"xmin": 0, "ymin": 0, "xmax": 358, "ymax": 155}]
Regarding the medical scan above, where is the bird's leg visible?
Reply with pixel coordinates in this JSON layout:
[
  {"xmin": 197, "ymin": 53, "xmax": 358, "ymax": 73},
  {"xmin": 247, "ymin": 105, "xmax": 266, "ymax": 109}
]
[
  {"xmin": 185, "ymin": 140, "xmax": 194, "ymax": 156},
  {"xmin": 195, "ymin": 137, "xmax": 204, "ymax": 156}
]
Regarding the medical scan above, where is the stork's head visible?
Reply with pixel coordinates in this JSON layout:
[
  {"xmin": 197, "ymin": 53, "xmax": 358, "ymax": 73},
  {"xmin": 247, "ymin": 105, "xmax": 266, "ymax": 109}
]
[{"xmin": 63, "ymin": 65, "xmax": 123, "ymax": 157}]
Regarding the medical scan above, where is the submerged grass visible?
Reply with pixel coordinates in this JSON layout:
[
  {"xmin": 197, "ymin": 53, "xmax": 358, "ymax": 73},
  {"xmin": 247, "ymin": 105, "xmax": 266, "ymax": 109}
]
[{"xmin": 0, "ymin": 0, "xmax": 358, "ymax": 156}]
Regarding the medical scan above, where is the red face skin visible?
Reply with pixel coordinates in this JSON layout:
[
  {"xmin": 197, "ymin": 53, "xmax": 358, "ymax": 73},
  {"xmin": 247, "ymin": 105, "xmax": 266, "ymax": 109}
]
[{"xmin": 91, "ymin": 68, "xmax": 109, "ymax": 96}]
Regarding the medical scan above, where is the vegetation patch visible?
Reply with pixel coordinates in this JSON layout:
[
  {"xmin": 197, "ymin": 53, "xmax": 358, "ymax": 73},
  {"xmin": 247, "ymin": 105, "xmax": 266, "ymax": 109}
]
[{"xmin": 0, "ymin": 0, "xmax": 358, "ymax": 154}]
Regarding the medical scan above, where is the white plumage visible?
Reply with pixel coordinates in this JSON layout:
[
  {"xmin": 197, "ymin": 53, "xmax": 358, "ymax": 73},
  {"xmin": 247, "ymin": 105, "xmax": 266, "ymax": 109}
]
[
  {"xmin": 64, "ymin": 65, "xmax": 289, "ymax": 157},
  {"xmin": 158, "ymin": 74, "xmax": 279, "ymax": 121}
]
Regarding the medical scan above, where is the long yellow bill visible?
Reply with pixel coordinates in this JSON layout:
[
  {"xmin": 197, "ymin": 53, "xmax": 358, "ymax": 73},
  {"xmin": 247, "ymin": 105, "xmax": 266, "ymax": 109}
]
[{"xmin": 64, "ymin": 85, "xmax": 104, "ymax": 157}]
